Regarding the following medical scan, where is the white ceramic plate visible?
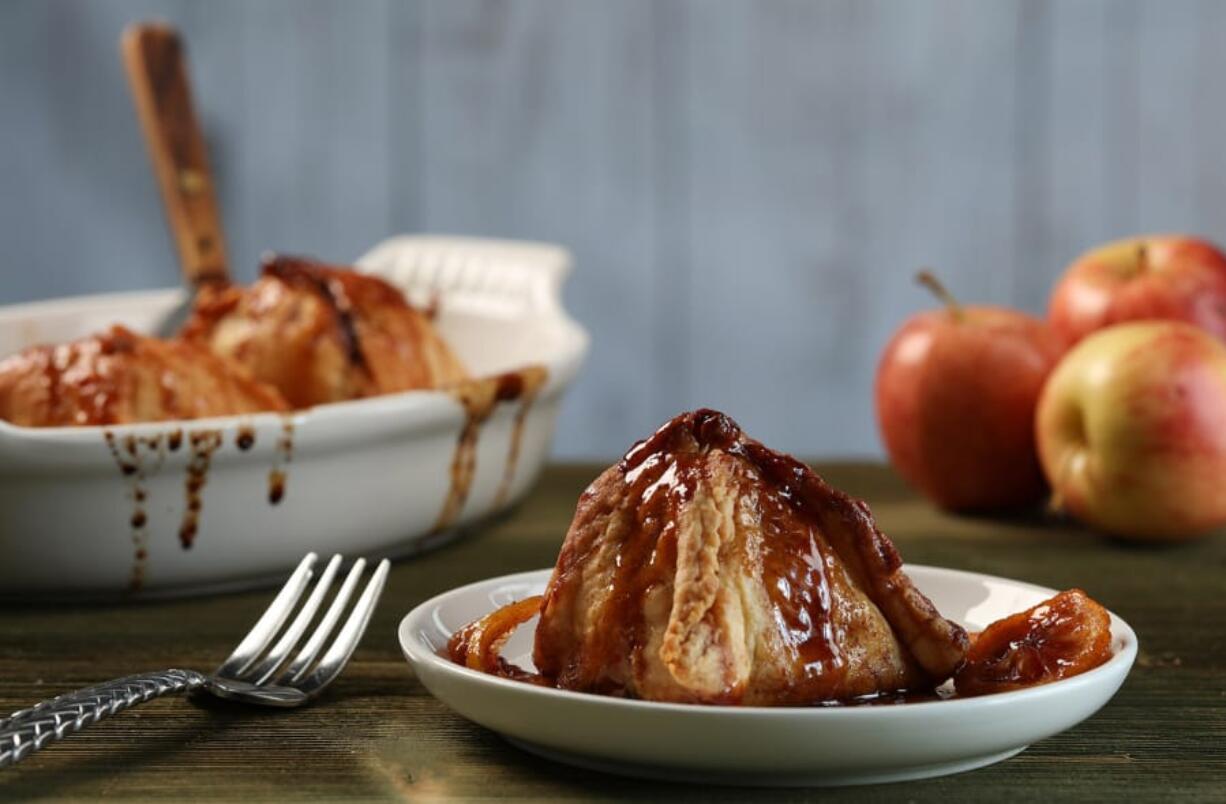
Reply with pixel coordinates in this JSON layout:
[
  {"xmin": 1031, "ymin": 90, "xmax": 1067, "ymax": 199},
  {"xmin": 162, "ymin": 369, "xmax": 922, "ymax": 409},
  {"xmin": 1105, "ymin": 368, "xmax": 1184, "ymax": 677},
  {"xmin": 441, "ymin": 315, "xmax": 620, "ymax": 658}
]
[
  {"xmin": 399, "ymin": 565, "xmax": 1137, "ymax": 787},
  {"xmin": 0, "ymin": 236, "xmax": 588, "ymax": 597}
]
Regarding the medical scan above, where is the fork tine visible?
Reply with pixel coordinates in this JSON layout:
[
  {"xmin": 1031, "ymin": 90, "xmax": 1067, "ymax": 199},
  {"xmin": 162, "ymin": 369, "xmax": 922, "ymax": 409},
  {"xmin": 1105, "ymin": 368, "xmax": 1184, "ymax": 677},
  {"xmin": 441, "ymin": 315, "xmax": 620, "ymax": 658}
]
[
  {"xmin": 277, "ymin": 558, "xmax": 366, "ymax": 685},
  {"xmin": 241, "ymin": 554, "xmax": 343, "ymax": 685},
  {"xmin": 217, "ymin": 553, "xmax": 317, "ymax": 678},
  {"xmin": 296, "ymin": 559, "xmax": 390, "ymax": 698}
]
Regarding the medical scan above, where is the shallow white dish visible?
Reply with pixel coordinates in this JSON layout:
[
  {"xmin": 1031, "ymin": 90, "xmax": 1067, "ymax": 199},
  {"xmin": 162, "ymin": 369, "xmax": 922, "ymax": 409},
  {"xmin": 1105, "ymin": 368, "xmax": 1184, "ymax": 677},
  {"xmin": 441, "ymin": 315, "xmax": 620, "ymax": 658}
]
[
  {"xmin": 0, "ymin": 236, "xmax": 588, "ymax": 597},
  {"xmin": 399, "ymin": 564, "xmax": 1137, "ymax": 787}
]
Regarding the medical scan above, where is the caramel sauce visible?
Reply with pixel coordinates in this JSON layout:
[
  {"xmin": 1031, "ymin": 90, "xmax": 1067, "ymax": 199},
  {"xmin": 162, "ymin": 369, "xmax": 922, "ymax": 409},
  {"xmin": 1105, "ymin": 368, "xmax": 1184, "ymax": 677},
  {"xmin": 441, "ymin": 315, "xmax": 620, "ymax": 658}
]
[
  {"xmin": 101, "ymin": 415, "xmax": 296, "ymax": 587},
  {"xmin": 103, "ymin": 430, "xmax": 167, "ymax": 591},
  {"xmin": 262, "ymin": 255, "xmax": 372, "ymax": 370},
  {"xmin": 755, "ymin": 489, "xmax": 842, "ymax": 681},
  {"xmin": 268, "ymin": 470, "xmax": 286, "ymax": 505},
  {"xmin": 180, "ymin": 430, "xmax": 222, "ymax": 549},
  {"xmin": 235, "ymin": 424, "xmax": 256, "ymax": 451},
  {"xmin": 267, "ymin": 416, "xmax": 294, "ymax": 505},
  {"xmin": 492, "ymin": 366, "xmax": 548, "ymax": 508},
  {"xmin": 433, "ymin": 380, "xmax": 500, "ymax": 531},
  {"xmin": 434, "ymin": 366, "xmax": 547, "ymax": 532}
]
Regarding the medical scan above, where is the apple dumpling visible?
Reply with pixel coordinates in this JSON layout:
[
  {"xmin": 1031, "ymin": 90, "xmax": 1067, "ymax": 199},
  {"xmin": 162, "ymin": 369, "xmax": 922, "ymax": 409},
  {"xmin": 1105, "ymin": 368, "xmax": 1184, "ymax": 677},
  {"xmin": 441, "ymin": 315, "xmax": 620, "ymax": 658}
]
[
  {"xmin": 451, "ymin": 409, "xmax": 971, "ymax": 705},
  {"xmin": 181, "ymin": 255, "xmax": 467, "ymax": 408},
  {"xmin": 0, "ymin": 325, "xmax": 288, "ymax": 426}
]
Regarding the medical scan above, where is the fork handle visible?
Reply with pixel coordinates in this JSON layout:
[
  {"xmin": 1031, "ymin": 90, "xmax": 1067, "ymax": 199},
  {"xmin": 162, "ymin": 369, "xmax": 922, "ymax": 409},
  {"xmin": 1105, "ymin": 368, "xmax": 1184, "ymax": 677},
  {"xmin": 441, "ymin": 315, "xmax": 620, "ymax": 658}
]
[{"xmin": 0, "ymin": 669, "xmax": 207, "ymax": 768}]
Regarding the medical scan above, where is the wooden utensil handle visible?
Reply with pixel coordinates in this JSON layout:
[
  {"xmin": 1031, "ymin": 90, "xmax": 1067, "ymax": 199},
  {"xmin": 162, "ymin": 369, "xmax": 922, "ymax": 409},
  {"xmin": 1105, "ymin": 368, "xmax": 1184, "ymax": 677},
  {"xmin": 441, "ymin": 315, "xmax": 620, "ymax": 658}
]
[{"xmin": 121, "ymin": 23, "xmax": 229, "ymax": 287}]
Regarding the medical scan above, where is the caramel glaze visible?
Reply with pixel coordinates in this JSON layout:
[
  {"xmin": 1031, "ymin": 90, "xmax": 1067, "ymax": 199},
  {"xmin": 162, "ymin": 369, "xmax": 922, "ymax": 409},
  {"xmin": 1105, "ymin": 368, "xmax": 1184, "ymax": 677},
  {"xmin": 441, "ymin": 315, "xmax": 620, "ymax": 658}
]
[
  {"xmin": 235, "ymin": 424, "xmax": 256, "ymax": 451},
  {"xmin": 492, "ymin": 366, "xmax": 548, "ymax": 508},
  {"xmin": 434, "ymin": 365, "xmax": 548, "ymax": 532},
  {"xmin": 103, "ymin": 430, "xmax": 169, "ymax": 591},
  {"xmin": 180, "ymin": 430, "xmax": 222, "ymax": 548},
  {"xmin": 268, "ymin": 416, "xmax": 294, "ymax": 505},
  {"xmin": 99, "ymin": 416, "xmax": 291, "ymax": 586},
  {"xmin": 262, "ymin": 255, "xmax": 372, "ymax": 370},
  {"xmin": 452, "ymin": 409, "xmax": 970, "ymax": 705}
]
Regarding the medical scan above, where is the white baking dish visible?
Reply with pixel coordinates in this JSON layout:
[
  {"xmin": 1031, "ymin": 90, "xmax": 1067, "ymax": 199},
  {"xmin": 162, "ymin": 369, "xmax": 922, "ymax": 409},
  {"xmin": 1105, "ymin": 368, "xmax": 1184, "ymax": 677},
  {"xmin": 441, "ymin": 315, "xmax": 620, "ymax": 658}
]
[{"xmin": 0, "ymin": 236, "xmax": 588, "ymax": 598}]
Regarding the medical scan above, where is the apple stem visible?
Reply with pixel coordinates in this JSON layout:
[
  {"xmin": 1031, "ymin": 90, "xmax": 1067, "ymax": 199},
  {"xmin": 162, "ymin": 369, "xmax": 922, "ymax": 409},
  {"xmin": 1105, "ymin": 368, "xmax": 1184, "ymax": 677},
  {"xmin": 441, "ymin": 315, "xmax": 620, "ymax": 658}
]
[
  {"xmin": 1136, "ymin": 243, "xmax": 1149, "ymax": 275},
  {"xmin": 916, "ymin": 270, "xmax": 965, "ymax": 321}
]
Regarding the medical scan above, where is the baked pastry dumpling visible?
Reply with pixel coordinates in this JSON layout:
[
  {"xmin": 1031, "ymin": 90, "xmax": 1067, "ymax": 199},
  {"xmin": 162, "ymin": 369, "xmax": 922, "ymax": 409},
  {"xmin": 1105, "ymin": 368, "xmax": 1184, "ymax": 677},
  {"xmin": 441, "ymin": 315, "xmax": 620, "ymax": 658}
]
[
  {"xmin": 181, "ymin": 255, "xmax": 467, "ymax": 407},
  {"xmin": 0, "ymin": 325, "xmax": 287, "ymax": 426},
  {"xmin": 453, "ymin": 409, "xmax": 970, "ymax": 705}
]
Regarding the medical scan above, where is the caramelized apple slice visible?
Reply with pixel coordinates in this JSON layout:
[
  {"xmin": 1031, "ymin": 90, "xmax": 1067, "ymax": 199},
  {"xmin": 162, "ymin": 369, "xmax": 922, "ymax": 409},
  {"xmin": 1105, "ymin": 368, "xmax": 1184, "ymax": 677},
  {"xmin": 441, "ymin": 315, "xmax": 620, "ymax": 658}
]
[
  {"xmin": 448, "ymin": 596, "xmax": 545, "ymax": 683},
  {"xmin": 954, "ymin": 589, "xmax": 1112, "ymax": 696}
]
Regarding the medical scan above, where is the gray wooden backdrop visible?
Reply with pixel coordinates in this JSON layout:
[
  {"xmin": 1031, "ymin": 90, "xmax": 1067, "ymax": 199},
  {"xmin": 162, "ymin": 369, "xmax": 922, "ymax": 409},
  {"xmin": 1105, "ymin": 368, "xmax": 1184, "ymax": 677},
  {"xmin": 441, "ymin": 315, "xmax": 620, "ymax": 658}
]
[{"xmin": 3, "ymin": 0, "xmax": 1224, "ymax": 459}]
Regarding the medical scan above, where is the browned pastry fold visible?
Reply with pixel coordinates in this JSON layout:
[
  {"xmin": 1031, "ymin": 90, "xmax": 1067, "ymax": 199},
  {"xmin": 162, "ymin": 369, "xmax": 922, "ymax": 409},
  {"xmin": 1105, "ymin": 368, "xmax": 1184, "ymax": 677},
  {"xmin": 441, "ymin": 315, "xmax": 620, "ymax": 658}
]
[
  {"xmin": 0, "ymin": 325, "xmax": 287, "ymax": 426},
  {"xmin": 522, "ymin": 409, "xmax": 969, "ymax": 705},
  {"xmin": 181, "ymin": 255, "xmax": 468, "ymax": 408}
]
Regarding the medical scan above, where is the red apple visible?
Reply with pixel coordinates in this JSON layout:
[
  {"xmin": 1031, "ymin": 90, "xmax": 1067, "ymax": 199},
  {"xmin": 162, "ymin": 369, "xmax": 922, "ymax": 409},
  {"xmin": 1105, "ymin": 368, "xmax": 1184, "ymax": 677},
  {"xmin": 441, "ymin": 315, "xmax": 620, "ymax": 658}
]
[
  {"xmin": 1036, "ymin": 321, "xmax": 1226, "ymax": 541},
  {"xmin": 875, "ymin": 273, "xmax": 1065, "ymax": 511},
  {"xmin": 1048, "ymin": 235, "xmax": 1226, "ymax": 345}
]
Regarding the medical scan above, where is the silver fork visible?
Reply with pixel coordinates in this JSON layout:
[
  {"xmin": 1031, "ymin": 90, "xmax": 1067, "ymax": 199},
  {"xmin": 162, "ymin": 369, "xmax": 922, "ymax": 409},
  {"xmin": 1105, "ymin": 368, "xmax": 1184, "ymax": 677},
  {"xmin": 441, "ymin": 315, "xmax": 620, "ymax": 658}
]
[{"xmin": 0, "ymin": 553, "xmax": 389, "ymax": 768}]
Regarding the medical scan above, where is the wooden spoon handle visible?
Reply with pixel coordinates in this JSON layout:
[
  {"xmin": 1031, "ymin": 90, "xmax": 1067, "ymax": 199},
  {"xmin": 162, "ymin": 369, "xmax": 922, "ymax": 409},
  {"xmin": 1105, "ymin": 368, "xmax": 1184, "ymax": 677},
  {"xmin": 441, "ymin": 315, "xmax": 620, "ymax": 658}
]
[{"xmin": 121, "ymin": 23, "xmax": 229, "ymax": 287}]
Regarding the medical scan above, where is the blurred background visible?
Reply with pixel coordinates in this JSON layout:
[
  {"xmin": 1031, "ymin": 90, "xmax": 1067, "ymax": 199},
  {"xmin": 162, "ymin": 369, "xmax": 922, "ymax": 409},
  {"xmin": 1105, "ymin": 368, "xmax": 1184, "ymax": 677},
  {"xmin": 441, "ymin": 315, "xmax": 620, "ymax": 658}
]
[{"xmin": 2, "ymin": 0, "xmax": 1222, "ymax": 459}]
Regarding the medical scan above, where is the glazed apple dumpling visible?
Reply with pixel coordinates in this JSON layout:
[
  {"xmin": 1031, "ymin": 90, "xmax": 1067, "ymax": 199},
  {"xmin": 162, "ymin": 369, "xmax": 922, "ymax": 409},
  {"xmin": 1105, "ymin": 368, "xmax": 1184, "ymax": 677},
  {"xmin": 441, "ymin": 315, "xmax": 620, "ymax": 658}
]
[
  {"xmin": 181, "ymin": 255, "xmax": 468, "ymax": 408},
  {"xmin": 0, "ymin": 325, "xmax": 288, "ymax": 427},
  {"xmin": 451, "ymin": 408, "xmax": 972, "ymax": 705}
]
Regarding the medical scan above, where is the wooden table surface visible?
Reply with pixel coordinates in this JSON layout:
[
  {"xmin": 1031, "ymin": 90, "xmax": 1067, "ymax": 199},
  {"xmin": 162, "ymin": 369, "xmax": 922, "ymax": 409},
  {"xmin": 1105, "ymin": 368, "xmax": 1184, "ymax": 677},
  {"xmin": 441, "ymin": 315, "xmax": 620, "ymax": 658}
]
[{"xmin": 2, "ymin": 463, "xmax": 1222, "ymax": 802}]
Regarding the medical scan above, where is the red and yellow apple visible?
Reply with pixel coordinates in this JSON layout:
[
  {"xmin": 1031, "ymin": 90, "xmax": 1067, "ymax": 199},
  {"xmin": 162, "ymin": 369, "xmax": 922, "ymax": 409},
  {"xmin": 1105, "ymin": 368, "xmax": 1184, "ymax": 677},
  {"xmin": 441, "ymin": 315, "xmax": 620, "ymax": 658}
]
[
  {"xmin": 875, "ymin": 273, "xmax": 1065, "ymax": 511},
  {"xmin": 1048, "ymin": 235, "xmax": 1226, "ymax": 345},
  {"xmin": 1036, "ymin": 321, "xmax": 1226, "ymax": 541}
]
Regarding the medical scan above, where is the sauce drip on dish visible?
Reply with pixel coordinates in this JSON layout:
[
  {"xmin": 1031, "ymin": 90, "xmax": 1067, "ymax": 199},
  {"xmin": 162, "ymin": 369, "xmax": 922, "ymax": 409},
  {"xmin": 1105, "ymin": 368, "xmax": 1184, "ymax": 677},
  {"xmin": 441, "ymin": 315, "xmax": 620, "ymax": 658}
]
[
  {"xmin": 268, "ymin": 416, "xmax": 295, "ymax": 505},
  {"xmin": 98, "ymin": 415, "xmax": 296, "ymax": 579},
  {"xmin": 104, "ymin": 430, "xmax": 155, "ymax": 591},
  {"xmin": 434, "ymin": 365, "xmax": 548, "ymax": 532},
  {"xmin": 180, "ymin": 430, "xmax": 223, "ymax": 549},
  {"xmin": 493, "ymin": 366, "xmax": 548, "ymax": 508}
]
